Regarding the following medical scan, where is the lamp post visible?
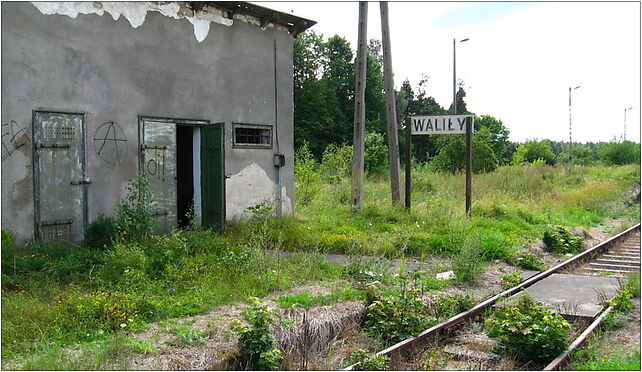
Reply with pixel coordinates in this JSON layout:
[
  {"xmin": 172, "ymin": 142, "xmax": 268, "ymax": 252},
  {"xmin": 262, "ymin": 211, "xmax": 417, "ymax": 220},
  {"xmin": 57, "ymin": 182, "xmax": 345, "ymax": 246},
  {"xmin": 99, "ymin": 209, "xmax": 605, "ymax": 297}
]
[
  {"xmin": 453, "ymin": 38, "xmax": 469, "ymax": 114},
  {"xmin": 568, "ymin": 85, "xmax": 581, "ymax": 165},
  {"xmin": 624, "ymin": 107, "xmax": 633, "ymax": 141}
]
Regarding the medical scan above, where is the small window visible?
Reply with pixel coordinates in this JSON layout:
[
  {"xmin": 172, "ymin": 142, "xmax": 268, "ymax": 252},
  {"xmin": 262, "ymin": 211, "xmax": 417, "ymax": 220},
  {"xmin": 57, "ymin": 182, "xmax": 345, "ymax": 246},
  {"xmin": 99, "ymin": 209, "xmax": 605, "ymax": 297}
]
[{"xmin": 233, "ymin": 123, "xmax": 272, "ymax": 149}]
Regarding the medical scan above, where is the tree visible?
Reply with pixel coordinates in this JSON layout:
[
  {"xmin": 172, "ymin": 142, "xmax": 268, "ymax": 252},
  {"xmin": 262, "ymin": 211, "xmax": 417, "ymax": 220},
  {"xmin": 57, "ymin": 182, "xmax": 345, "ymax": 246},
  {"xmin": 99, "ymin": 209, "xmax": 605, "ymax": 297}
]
[
  {"xmin": 399, "ymin": 78, "xmax": 447, "ymax": 162},
  {"xmin": 431, "ymin": 127, "xmax": 498, "ymax": 174},
  {"xmin": 448, "ymin": 85, "xmax": 469, "ymax": 114},
  {"xmin": 557, "ymin": 143, "xmax": 596, "ymax": 165},
  {"xmin": 364, "ymin": 39, "xmax": 387, "ymax": 135},
  {"xmin": 293, "ymin": 31, "xmax": 329, "ymax": 156},
  {"xmin": 598, "ymin": 140, "xmax": 641, "ymax": 165},
  {"xmin": 474, "ymin": 115, "xmax": 510, "ymax": 164},
  {"xmin": 322, "ymin": 35, "xmax": 355, "ymax": 146},
  {"xmin": 511, "ymin": 140, "xmax": 556, "ymax": 165}
]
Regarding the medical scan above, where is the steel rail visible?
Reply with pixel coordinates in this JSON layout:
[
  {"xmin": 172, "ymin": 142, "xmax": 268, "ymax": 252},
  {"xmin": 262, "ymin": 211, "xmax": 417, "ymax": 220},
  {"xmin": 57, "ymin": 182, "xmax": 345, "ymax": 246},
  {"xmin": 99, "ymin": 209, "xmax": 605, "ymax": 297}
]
[
  {"xmin": 544, "ymin": 306, "xmax": 614, "ymax": 370},
  {"xmin": 344, "ymin": 223, "xmax": 640, "ymax": 370}
]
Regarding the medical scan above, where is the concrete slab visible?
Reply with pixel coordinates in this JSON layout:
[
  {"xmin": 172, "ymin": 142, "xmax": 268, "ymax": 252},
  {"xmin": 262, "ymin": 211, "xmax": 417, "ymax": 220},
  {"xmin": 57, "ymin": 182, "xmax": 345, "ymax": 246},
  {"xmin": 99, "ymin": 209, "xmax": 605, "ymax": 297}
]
[{"xmin": 509, "ymin": 274, "xmax": 621, "ymax": 318}]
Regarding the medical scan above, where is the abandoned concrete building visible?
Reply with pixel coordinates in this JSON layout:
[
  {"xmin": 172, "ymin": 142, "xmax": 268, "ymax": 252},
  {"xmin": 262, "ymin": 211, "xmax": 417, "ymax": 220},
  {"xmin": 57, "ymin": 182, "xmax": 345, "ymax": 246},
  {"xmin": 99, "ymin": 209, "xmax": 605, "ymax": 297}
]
[{"xmin": 1, "ymin": 2, "xmax": 315, "ymax": 243}]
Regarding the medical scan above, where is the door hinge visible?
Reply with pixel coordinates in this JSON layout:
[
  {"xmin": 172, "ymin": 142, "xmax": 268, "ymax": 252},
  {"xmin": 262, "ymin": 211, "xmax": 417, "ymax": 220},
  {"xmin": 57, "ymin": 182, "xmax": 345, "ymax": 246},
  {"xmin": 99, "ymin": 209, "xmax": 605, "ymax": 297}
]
[
  {"xmin": 143, "ymin": 144, "xmax": 168, "ymax": 150},
  {"xmin": 35, "ymin": 142, "xmax": 70, "ymax": 149},
  {"xmin": 41, "ymin": 219, "xmax": 73, "ymax": 227},
  {"xmin": 71, "ymin": 179, "xmax": 92, "ymax": 185}
]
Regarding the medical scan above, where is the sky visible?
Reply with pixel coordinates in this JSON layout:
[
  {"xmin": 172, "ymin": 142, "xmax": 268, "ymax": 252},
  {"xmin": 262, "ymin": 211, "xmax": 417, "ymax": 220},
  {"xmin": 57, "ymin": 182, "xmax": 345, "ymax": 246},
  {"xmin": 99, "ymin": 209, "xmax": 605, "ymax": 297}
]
[{"xmin": 255, "ymin": 1, "xmax": 641, "ymax": 144}]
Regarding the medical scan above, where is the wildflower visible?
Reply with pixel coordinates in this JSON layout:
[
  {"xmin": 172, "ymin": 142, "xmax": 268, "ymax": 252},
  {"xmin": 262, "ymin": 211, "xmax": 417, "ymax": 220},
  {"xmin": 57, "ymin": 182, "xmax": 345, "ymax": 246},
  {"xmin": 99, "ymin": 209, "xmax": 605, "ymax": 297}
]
[{"xmin": 120, "ymin": 323, "xmax": 128, "ymax": 328}]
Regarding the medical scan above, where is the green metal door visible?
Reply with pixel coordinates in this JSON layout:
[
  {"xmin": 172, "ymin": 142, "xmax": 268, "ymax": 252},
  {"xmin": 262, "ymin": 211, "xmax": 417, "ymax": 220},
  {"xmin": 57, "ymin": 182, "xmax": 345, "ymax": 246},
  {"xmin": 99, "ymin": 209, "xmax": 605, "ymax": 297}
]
[{"xmin": 200, "ymin": 123, "xmax": 225, "ymax": 231}]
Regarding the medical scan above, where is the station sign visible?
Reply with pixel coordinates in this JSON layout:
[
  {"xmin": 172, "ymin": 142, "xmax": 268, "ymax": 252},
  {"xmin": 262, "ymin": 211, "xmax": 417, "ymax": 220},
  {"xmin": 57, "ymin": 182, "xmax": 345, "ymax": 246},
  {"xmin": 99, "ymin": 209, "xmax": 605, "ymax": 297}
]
[{"xmin": 410, "ymin": 114, "xmax": 475, "ymax": 135}]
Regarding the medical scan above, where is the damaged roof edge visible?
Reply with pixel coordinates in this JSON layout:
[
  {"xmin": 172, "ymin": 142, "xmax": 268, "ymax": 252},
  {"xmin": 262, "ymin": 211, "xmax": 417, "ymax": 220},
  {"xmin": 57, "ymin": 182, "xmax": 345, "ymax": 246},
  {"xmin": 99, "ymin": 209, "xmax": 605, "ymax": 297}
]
[{"xmin": 202, "ymin": 2, "xmax": 316, "ymax": 37}]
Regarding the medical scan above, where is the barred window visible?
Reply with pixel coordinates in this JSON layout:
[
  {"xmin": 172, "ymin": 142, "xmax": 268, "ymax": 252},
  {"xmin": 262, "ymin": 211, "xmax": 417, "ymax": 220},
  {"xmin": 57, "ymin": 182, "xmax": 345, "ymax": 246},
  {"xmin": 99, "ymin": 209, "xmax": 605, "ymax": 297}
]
[{"xmin": 233, "ymin": 123, "xmax": 272, "ymax": 148}]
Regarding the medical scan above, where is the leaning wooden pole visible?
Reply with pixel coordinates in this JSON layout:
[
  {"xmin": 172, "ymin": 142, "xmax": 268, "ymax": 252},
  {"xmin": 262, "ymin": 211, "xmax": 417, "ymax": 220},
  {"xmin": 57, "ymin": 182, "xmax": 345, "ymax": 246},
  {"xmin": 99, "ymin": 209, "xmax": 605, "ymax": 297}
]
[
  {"xmin": 351, "ymin": 1, "xmax": 368, "ymax": 212},
  {"xmin": 380, "ymin": 1, "xmax": 401, "ymax": 205}
]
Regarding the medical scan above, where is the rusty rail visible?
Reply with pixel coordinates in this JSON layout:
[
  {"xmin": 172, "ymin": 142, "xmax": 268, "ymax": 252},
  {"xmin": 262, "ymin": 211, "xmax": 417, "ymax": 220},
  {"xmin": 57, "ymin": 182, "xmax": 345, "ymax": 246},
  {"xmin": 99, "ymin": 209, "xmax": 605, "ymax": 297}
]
[
  {"xmin": 544, "ymin": 306, "xmax": 615, "ymax": 370},
  {"xmin": 344, "ymin": 223, "xmax": 640, "ymax": 370}
]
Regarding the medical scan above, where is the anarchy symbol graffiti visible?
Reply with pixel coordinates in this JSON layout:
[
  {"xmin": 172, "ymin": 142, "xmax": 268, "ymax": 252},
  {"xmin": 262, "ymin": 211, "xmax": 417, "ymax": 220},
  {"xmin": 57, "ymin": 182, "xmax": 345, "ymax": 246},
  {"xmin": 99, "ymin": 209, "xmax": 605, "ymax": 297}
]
[{"xmin": 93, "ymin": 121, "xmax": 127, "ymax": 165}]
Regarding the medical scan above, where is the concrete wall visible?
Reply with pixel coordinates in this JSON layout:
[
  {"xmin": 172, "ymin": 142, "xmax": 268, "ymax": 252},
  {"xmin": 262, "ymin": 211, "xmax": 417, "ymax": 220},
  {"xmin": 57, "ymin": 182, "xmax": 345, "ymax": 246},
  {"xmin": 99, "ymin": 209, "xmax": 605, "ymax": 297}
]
[{"xmin": 1, "ymin": 2, "xmax": 295, "ymax": 244}]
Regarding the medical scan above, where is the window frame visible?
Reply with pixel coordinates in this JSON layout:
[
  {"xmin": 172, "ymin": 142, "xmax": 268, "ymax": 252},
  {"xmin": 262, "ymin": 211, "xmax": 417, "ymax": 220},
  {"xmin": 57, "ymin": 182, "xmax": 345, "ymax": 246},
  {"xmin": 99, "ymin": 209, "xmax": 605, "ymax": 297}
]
[{"xmin": 232, "ymin": 123, "xmax": 273, "ymax": 149}]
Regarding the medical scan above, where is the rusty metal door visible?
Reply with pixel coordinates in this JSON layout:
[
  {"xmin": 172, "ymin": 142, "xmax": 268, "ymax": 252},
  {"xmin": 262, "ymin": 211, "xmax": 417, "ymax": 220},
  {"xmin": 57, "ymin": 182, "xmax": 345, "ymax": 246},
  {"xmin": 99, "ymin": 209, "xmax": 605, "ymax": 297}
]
[
  {"xmin": 141, "ymin": 119, "xmax": 177, "ymax": 233},
  {"xmin": 33, "ymin": 111, "xmax": 87, "ymax": 242}
]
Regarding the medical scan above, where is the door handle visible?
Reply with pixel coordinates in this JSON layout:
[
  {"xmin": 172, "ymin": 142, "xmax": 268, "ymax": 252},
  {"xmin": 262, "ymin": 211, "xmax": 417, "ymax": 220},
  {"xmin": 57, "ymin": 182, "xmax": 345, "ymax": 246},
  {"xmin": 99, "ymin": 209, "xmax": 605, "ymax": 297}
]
[{"xmin": 71, "ymin": 179, "xmax": 92, "ymax": 185}]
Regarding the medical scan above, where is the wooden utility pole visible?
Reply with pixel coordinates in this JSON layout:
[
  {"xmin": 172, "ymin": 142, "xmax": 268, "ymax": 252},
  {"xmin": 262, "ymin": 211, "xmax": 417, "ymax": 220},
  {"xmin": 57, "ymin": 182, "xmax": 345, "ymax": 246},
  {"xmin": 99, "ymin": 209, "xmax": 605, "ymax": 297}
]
[
  {"xmin": 380, "ymin": 2, "xmax": 401, "ymax": 205},
  {"xmin": 351, "ymin": 1, "xmax": 368, "ymax": 212}
]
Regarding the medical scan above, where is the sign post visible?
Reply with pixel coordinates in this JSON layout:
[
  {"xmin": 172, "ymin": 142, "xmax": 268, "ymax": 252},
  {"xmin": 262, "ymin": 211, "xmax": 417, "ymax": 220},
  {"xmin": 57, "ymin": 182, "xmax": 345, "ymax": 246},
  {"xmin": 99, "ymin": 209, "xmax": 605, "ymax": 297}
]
[{"xmin": 406, "ymin": 114, "xmax": 475, "ymax": 216}]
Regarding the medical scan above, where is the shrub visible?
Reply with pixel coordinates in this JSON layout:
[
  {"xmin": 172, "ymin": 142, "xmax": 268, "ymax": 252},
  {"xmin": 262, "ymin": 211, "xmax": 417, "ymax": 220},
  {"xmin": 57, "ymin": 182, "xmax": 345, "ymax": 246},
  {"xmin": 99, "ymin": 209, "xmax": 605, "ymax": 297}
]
[
  {"xmin": 84, "ymin": 214, "xmax": 116, "ymax": 250},
  {"xmin": 513, "ymin": 250, "xmax": 545, "ymax": 271},
  {"xmin": 625, "ymin": 272, "xmax": 640, "ymax": 297},
  {"xmin": 608, "ymin": 288, "xmax": 633, "ymax": 312},
  {"xmin": 500, "ymin": 270, "xmax": 524, "ymax": 289},
  {"xmin": 598, "ymin": 140, "xmax": 640, "ymax": 165},
  {"xmin": 543, "ymin": 227, "xmax": 583, "ymax": 254},
  {"xmin": 431, "ymin": 129, "xmax": 498, "ymax": 174},
  {"xmin": 452, "ymin": 235, "xmax": 485, "ymax": 284},
  {"xmin": 320, "ymin": 143, "xmax": 352, "ymax": 182},
  {"xmin": 348, "ymin": 349, "xmax": 390, "ymax": 371},
  {"xmin": 364, "ymin": 132, "xmax": 389, "ymax": 176},
  {"xmin": 364, "ymin": 282, "xmax": 437, "ymax": 345},
  {"xmin": 97, "ymin": 242, "xmax": 148, "ymax": 287},
  {"xmin": 294, "ymin": 142, "xmax": 321, "ymax": 205},
  {"xmin": 115, "ymin": 172, "xmax": 155, "ymax": 242},
  {"xmin": 486, "ymin": 295, "xmax": 570, "ymax": 364},
  {"xmin": 230, "ymin": 298, "xmax": 282, "ymax": 370},
  {"xmin": 512, "ymin": 139, "xmax": 556, "ymax": 166}
]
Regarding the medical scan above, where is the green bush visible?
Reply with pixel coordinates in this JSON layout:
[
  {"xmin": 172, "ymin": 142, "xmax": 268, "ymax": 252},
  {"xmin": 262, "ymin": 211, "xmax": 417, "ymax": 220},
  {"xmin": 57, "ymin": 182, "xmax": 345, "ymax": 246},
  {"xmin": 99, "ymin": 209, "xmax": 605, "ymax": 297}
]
[
  {"xmin": 115, "ymin": 172, "xmax": 155, "ymax": 242},
  {"xmin": 431, "ymin": 129, "xmax": 498, "ymax": 174},
  {"xmin": 364, "ymin": 132, "xmax": 389, "ymax": 176},
  {"xmin": 513, "ymin": 250, "xmax": 545, "ymax": 271},
  {"xmin": 294, "ymin": 142, "xmax": 321, "ymax": 205},
  {"xmin": 84, "ymin": 214, "xmax": 116, "ymax": 250},
  {"xmin": 364, "ymin": 282, "xmax": 437, "ymax": 345},
  {"xmin": 500, "ymin": 270, "xmax": 524, "ymax": 289},
  {"xmin": 452, "ymin": 235, "xmax": 485, "ymax": 284},
  {"xmin": 97, "ymin": 242, "xmax": 149, "ymax": 287},
  {"xmin": 486, "ymin": 295, "xmax": 570, "ymax": 364},
  {"xmin": 608, "ymin": 288, "xmax": 633, "ymax": 312},
  {"xmin": 230, "ymin": 298, "xmax": 282, "ymax": 370},
  {"xmin": 320, "ymin": 143, "xmax": 352, "ymax": 182},
  {"xmin": 598, "ymin": 141, "xmax": 640, "ymax": 165},
  {"xmin": 543, "ymin": 227, "xmax": 583, "ymax": 254},
  {"xmin": 348, "ymin": 349, "xmax": 390, "ymax": 371},
  {"xmin": 512, "ymin": 139, "xmax": 556, "ymax": 166}
]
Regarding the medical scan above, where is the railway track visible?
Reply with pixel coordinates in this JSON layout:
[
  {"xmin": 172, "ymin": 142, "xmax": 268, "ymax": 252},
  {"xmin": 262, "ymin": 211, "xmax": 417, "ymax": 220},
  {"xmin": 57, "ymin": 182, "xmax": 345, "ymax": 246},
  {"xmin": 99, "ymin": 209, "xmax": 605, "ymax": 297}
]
[{"xmin": 345, "ymin": 223, "xmax": 641, "ymax": 371}]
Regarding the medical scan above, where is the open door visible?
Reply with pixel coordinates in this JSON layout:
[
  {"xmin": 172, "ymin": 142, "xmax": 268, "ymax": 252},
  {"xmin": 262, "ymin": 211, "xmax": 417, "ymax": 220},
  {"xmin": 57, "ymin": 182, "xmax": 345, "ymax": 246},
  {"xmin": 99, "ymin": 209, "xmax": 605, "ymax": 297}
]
[{"xmin": 201, "ymin": 123, "xmax": 225, "ymax": 231}]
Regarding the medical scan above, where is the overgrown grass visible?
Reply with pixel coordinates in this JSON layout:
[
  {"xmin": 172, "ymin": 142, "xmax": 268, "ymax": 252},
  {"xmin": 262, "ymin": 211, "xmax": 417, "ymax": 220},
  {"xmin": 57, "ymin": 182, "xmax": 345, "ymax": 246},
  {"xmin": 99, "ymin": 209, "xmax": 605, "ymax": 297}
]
[
  {"xmin": 572, "ymin": 344, "xmax": 641, "ymax": 371},
  {"xmin": 2, "ymin": 162, "xmax": 639, "ymax": 368}
]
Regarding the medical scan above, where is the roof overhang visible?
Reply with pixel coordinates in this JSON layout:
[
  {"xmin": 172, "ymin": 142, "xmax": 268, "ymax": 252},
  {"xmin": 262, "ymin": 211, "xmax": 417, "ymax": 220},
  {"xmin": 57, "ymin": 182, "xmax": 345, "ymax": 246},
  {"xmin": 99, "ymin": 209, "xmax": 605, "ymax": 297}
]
[{"xmin": 192, "ymin": 2, "xmax": 316, "ymax": 37}]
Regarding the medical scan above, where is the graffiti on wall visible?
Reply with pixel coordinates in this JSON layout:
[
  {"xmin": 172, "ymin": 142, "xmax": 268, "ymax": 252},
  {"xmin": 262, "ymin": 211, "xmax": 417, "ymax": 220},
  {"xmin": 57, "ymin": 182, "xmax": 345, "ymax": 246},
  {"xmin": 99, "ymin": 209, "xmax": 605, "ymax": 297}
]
[
  {"xmin": 2, "ymin": 120, "xmax": 31, "ymax": 161},
  {"xmin": 145, "ymin": 147, "xmax": 166, "ymax": 182},
  {"xmin": 93, "ymin": 121, "xmax": 127, "ymax": 165}
]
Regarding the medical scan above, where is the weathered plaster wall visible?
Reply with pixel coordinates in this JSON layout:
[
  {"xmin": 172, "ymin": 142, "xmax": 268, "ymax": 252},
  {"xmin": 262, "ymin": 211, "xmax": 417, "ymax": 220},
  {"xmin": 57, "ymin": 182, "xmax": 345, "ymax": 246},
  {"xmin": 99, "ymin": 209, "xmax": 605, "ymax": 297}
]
[{"xmin": 1, "ymin": 2, "xmax": 295, "ymax": 243}]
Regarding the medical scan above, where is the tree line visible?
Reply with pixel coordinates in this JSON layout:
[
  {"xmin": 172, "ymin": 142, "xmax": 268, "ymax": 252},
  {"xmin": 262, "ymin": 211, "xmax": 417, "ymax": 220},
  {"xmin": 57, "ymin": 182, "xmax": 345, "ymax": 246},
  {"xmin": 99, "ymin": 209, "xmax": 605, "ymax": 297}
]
[{"xmin": 294, "ymin": 31, "xmax": 640, "ymax": 173}]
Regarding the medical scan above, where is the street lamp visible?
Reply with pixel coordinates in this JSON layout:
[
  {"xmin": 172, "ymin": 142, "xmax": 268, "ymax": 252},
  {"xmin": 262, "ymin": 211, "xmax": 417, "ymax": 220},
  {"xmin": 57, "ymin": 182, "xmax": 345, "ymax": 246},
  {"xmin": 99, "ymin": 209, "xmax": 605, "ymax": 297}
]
[
  {"xmin": 624, "ymin": 107, "xmax": 633, "ymax": 141},
  {"xmin": 569, "ymin": 85, "xmax": 581, "ymax": 165},
  {"xmin": 453, "ymin": 38, "xmax": 469, "ymax": 114}
]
